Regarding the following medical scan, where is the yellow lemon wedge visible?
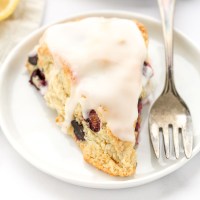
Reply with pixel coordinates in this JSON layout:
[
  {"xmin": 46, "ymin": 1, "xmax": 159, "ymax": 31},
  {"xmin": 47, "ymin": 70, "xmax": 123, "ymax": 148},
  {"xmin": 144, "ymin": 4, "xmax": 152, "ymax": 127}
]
[{"xmin": 0, "ymin": 0, "xmax": 20, "ymax": 21}]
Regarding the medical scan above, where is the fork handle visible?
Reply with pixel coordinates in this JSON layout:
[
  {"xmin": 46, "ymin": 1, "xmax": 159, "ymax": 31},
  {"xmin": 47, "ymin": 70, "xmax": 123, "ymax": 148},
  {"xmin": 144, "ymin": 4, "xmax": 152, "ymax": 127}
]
[{"xmin": 158, "ymin": 0, "xmax": 177, "ymax": 94}]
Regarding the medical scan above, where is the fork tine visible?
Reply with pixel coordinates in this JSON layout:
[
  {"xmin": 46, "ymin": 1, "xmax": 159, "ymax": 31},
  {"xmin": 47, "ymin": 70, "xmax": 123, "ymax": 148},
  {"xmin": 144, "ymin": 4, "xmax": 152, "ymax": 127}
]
[
  {"xmin": 173, "ymin": 126, "xmax": 180, "ymax": 159},
  {"xmin": 182, "ymin": 118, "xmax": 193, "ymax": 158},
  {"xmin": 149, "ymin": 123, "xmax": 160, "ymax": 158},
  {"xmin": 162, "ymin": 127, "xmax": 170, "ymax": 159}
]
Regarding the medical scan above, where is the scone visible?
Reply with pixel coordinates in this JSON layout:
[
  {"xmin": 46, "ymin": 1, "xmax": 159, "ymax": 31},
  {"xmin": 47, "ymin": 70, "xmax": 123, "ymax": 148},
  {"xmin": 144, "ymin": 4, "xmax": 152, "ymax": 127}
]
[{"xmin": 26, "ymin": 17, "xmax": 153, "ymax": 176}]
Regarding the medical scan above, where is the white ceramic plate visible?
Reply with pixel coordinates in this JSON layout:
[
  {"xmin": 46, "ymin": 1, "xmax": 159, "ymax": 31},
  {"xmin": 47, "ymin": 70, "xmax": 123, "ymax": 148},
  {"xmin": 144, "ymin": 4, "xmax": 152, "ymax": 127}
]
[{"xmin": 0, "ymin": 11, "xmax": 200, "ymax": 189}]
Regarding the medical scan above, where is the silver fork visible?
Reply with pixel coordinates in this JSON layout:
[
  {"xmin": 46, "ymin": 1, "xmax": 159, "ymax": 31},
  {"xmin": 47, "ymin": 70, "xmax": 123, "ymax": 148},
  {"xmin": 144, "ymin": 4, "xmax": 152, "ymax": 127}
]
[{"xmin": 148, "ymin": 0, "xmax": 193, "ymax": 159}]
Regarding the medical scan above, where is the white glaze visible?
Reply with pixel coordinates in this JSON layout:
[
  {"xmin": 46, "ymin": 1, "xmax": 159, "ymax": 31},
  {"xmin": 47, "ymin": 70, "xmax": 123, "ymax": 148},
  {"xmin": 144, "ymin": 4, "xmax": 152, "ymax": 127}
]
[
  {"xmin": 142, "ymin": 64, "xmax": 153, "ymax": 86},
  {"xmin": 43, "ymin": 17, "xmax": 147, "ymax": 143},
  {"xmin": 40, "ymin": 86, "xmax": 48, "ymax": 96},
  {"xmin": 29, "ymin": 45, "xmax": 39, "ymax": 57}
]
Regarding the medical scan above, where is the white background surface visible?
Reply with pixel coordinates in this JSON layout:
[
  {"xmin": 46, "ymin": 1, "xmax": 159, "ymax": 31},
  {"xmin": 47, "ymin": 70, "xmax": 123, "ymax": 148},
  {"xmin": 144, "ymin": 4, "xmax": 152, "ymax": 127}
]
[{"xmin": 1, "ymin": 0, "xmax": 200, "ymax": 199}]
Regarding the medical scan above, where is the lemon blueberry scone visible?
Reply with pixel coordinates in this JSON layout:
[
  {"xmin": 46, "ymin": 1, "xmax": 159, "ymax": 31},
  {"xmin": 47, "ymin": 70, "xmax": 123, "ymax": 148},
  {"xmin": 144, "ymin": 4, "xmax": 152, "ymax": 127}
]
[{"xmin": 26, "ymin": 17, "xmax": 153, "ymax": 176}]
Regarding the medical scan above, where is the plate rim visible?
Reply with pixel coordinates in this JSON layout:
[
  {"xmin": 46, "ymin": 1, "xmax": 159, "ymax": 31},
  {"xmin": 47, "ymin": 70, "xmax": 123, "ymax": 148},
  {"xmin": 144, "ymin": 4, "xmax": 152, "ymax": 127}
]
[{"xmin": 0, "ymin": 10, "xmax": 200, "ymax": 189}]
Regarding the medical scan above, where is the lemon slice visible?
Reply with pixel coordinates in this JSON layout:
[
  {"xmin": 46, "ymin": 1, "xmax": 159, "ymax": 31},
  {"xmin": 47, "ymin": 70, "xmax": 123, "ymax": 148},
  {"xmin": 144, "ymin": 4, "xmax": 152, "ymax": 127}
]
[{"xmin": 0, "ymin": 0, "xmax": 20, "ymax": 21}]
